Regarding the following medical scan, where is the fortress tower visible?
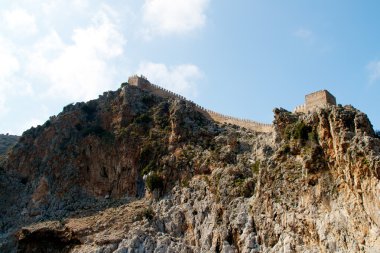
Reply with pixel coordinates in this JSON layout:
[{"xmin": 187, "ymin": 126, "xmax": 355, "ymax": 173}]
[
  {"xmin": 294, "ymin": 90, "xmax": 336, "ymax": 113},
  {"xmin": 128, "ymin": 75, "xmax": 151, "ymax": 89}
]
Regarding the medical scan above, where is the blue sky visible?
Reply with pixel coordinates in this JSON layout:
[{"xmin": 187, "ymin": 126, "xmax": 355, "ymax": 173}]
[{"xmin": 1, "ymin": 0, "xmax": 380, "ymax": 135}]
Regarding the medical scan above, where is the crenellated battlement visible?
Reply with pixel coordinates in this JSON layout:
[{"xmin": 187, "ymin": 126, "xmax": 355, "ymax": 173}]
[
  {"xmin": 128, "ymin": 76, "xmax": 338, "ymax": 132},
  {"xmin": 126, "ymin": 75, "xmax": 274, "ymax": 133}
]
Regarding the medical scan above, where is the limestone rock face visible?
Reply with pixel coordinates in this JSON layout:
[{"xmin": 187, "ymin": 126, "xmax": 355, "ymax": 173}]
[
  {"xmin": 1, "ymin": 83, "xmax": 380, "ymax": 253},
  {"xmin": 258, "ymin": 106, "xmax": 380, "ymax": 252}
]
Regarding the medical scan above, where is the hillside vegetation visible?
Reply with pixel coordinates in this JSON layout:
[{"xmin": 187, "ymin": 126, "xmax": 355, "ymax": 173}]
[
  {"xmin": 1, "ymin": 83, "xmax": 380, "ymax": 252},
  {"xmin": 0, "ymin": 134, "xmax": 19, "ymax": 155}
]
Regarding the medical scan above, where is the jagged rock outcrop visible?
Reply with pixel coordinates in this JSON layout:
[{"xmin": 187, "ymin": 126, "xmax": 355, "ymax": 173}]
[{"xmin": 1, "ymin": 82, "xmax": 379, "ymax": 252}]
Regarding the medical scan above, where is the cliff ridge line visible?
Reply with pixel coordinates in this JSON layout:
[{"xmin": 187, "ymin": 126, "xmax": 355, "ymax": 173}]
[{"xmin": 127, "ymin": 75, "xmax": 274, "ymax": 133}]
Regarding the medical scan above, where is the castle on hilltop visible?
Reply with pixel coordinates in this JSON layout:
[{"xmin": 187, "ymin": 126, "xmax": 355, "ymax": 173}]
[
  {"xmin": 127, "ymin": 75, "xmax": 274, "ymax": 133},
  {"xmin": 128, "ymin": 75, "xmax": 151, "ymax": 89},
  {"xmin": 127, "ymin": 75, "xmax": 336, "ymax": 133},
  {"xmin": 294, "ymin": 90, "xmax": 336, "ymax": 113}
]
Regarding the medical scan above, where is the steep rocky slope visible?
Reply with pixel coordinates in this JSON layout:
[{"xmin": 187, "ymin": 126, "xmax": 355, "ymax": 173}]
[
  {"xmin": 1, "ymin": 82, "xmax": 380, "ymax": 252},
  {"xmin": 0, "ymin": 134, "xmax": 19, "ymax": 156}
]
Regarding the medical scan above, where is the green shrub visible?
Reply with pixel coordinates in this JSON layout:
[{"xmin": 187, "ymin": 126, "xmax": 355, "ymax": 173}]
[
  {"xmin": 181, "ymin": 177, "xmax": 191, "ymax": 188},
  {"xmin": 293, "ymin": 122, "xmax": 311, "ymax": 140},
  {"xmin": 146, "ymin": 173, "xmax": 164, "ymax": 192},
  {"xmin": 233, "ymin": 178, "xmax": 245, "ymax": 187},
  {"xmin": 251, "ymin": 161, "xmax": 260, "ymax": 174},
  {"xmin": 139, "ymin": 141, "xmax": 167, "ymax": 172},
  {"xmin": 308, "ymin": 131, "xmax": 318, "ymax": 142},
  {"xmin": 81, "ymin": 102, "xmax": 97, "ymax": 114},
  {"xmin": 135, "ymin": 113, "xmax": 152, "ymax": 125},
  {"xmin": 285, "ymin": 121, "xmax": 314, "ymax": 141},
  {"xmin": 280, "ymin": 144, "xmax": 291, "ymax": 154},
  {"xmin": 63, "ymin": 103, "xmax": 74, "ymax": 112},
  {"xmin": 141, "ymin": 160, "xmax": 155, "ymax": 176},
  {"xmin": 142, "ymin": 94, "xmax": 155, "ymax": 105},
  {"xmin": 139, "ymin": 145, "xmax": 155, "ymax": 168},
  {"xmin": 82, "ymin": 125, "xmax": 114, "ymax": 143},
  {"xmin": 82, "ymin": 125, "xmax": 106, "ymax": 137},
  {"xmin": 143, "ymin": 208, "xmax": 154, "ymax": 220},
  {"xmin": 81, "ymin": 101, "xmax": 98, "ymax": 121}
]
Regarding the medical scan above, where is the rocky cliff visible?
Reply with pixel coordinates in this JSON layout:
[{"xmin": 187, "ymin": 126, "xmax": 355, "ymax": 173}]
[
  {"xmin": 1, "ymin": 83, "xmax": 380, "ymax": 253},
  {"xmin": 0, "ymin": 134, "xmax": 19, "ymax": 156}
]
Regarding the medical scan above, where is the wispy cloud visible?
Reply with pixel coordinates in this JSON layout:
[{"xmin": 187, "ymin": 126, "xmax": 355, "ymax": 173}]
[
  {"xmin": 294, "ymin": 28, "xmax": 314, "ymax": 43},
  {"xmin": 137, "ymin": 62, "xmax": 202, "ymax": 98},
  {"xmin": 0, "ymin": 3, "xmax": 127, "ymax": 134},
  {"xmin": 142, "ymin": 0, "xmax": 210, "ymax": 38},
  {"xmin": 0, "ymin": 1, "xmax": 208, "ymax": 134},
  {"xmin": 367, "ymin": 60, "xmax": 380, "ymax": 84},
  {"xmin": 27, "ymin": 6, "xmax": 126, "ymax": 101}
]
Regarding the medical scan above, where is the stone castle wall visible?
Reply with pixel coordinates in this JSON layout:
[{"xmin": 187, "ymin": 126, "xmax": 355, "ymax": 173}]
[
  {"xmin": 305, "ymin": 90, "xmax": 336, "ymax": 110},
  {"xmin": 295, "ymin": 90, "xmax": 336, "ymax": 113},
  {"xmin": 127, "ymin": 75, "xmax": 274, "ymax": 133}
]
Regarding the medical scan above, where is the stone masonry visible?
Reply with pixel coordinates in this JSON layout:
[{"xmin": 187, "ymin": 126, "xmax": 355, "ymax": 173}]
[
  {"xmin": 127, "ymin": 75, "xmax": 274, "ymax": 133},
  {"xmin": 294, "ymin": 90, "xmax": 336, "ymax": 113},
  {"xmin": 128, "ymin": 75, "xmax": 337, "ymax": 133}
]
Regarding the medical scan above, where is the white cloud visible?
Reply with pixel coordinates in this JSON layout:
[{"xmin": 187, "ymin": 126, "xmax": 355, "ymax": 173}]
[
  {"xmin": 142, "ymin": 0, "xmax": 209, "ymax": 37},
  {"xmin": 0, "ymin": 82, "xmax": 9, "ymax": 116},
  {"xmin": 294, "ymin": 28, "xmax": 314, "ymax": 43},
  {"xmin": 41, "ymin": 0, "xmax": 90, "ymax": 14},
  {"xmin": 4, "ymin": 105, "xmax": 51, "ymax": 135},
  {"xmin": 22, "ymin": 105, "xmax": 50, "ymax": 129},
  {"xmin": 0, "ymin": 38, "xmax": 20, "ymax": 77},
  {"xmin": 0, "ymin": 3, "xmax": 129, "ymax": 134},
  {"xmin": 0, "ymin": 37, "xmax": 20, "ymax": 116},
  {"xmin": 2, "ymin": 9, "xmax": 37, "ymax": 35},
  {"xmin": 137, "ymin": 62, "xmax": 202, "ymax": 98},
  {"xmin": 367, "ymin": 61, "xmax": 380, "ymax": 84},
  {"xmin": 0, "ymin": 99, "xmax": 8, "ymax": 117},
  {"xmin": 71, "ymin": 0, "xmax": 90, "ymax": 9},
  {"xmin": 27, "ymin": 8, "xmax": 126, "ymax": 101}
]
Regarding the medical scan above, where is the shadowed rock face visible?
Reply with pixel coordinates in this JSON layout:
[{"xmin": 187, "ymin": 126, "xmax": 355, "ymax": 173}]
[
  {"xmin": 17, "ymin": 222, "xmax": 81, "ymax": 253},
  {"xmin": 1, "ymin": 84, "xmax": 223, "ymax": 250},
  {"xmin": 0, "ymin": 134, "xmax": 19, "ymax": 155},
  {"xmin": 1, "ymin": 83, "xmax": 380, "ymax": 252},
  {"xmin": 5, "ymin": 85, "xmax": 215, "ymax": 200}
]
